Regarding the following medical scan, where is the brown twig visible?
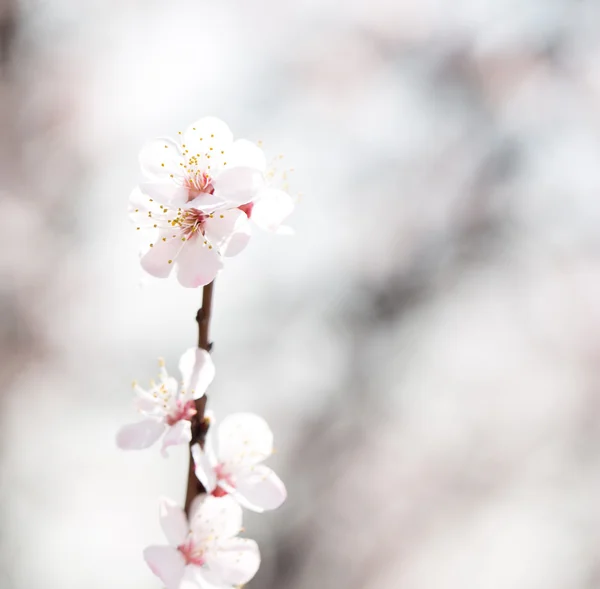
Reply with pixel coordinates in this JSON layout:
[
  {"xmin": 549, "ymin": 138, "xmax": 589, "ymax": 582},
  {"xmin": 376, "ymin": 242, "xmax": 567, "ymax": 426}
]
[
  {"xmin": 184, "ymin": 280, "xmax": 215, "ymax": 516},
  {"xmin": 197, "ymin": 280, "xmax": 214, "ymax": 351}
]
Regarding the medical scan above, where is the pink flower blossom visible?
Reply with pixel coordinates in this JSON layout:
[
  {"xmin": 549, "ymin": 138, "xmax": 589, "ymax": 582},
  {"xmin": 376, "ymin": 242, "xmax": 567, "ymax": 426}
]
[
  {"xmin": 192, "ymin": 413, "xmax": 287, "ymax": 512},
  {"xmin": 116, "ymin": 349, "xmax": 214, "ymax": 456},
  {"xmin": 130, "ymin": 117, "xmax": 266, "ymax": 287},
  {"xmin": 144, "ymin": 496, "xmax": 260, "ymax": 589}
]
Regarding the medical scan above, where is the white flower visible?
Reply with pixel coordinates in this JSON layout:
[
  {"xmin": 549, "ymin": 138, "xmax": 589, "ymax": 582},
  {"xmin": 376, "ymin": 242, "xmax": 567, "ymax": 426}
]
[
  {"xmin": 116, "ymin": 349, "xmax": 215, "ymax": 456},
  {"xmin": 131, "ymin": 117, "xmax": 267, "ymax": 288},
  {"xmin": 192, "ymin": 413, "xmax": 287, "ymax": 512},
  {"xmin": 144, "ymin": 496, "xmax": 260, "ymax": 589}
]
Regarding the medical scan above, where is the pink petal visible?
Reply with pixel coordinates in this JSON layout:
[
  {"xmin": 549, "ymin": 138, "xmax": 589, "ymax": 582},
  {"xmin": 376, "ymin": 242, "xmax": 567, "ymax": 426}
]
[
  {"xmin": 161, "ymin": 420, "xmax": 192, "ymax": 457},
  {"xmin": 116, "ymin": 419, "xmax": 165, "ymax": 450},
  {"xmin": 187, "ymin": 494, "xmax": 208, "ymax": 523},
  {"xmin": 218, "ymin": 413, "xmax": 273, "ymax": 469},
  {"xmin": 179, "ymin": 348, "xmax": 215, "ymax": 398},
  {"xmin": 234, "ymin": 465, "xmax": 287, "ymax": 512},
  {"xmin": 185, "ymin": 566, "xmax": 231, "ymax": 589},
  {"xmin": 226, "ymin": 139, "xmax": 267, "ymax": 172},
  {"xmin": 175, "ymin": 234, "xmax": 223, "ymax": 288},
  {"xmin": 129, "ymin": 185, "xmax": 148, "ymax": 210},
  {"xmin": 205, "ymin": 538, "xmax": 260, "ymax": 586},
  {"xmin": 204, "ymin": 209, "xmax": 251, "ymax": 258},
  {"xmin": 143, "ymin": 545, "xmax": 186, "ymax": 589},
  {"xmin": 129, "ymin": 187, "xmax": 166, "ymax": 228},
  {"xmin": 252, "ymin": 188, "xmax": 295, "ymax": 232},
  {"xmin": 212, "ymin": 166, "xmax": 265, "ymax": 205},
  {"xmin": 159, "ymin": 497, "xmax": 190, "ymax": 547},
  {"xmin": 140, "ymin": 231, "xmax": 185, "ymax": 279},
  {"xmin": 190, "ymin": 495, "xmax": 242, "ymax": 542},
  {"xmin": 133, "ymin": 388, "xmax": 160, "ymax": 414},
  {"xmin": 203, "ymin": 412, "xmax": 219, "ymax": 464},
  {"xmin": 187, "ymin": 193, "xmax": 227, "ymax": 212},
  {"xmin": 139, "ymin": 182, "xmax": 190, "ymax": 207},
  {"xmin": 139, "ymin": 138, "xmax": 185, "ymax": 182},
  {"xmin": 191, "ymin": 443, "xmax": 217, "ymax": 493}
]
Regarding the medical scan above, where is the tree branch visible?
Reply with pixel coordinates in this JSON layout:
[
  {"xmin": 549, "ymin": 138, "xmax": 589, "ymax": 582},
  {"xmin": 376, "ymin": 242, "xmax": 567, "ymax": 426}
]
[{"xmin": 184, "ymin": 280, "xmax": 215, "ymax": 516}]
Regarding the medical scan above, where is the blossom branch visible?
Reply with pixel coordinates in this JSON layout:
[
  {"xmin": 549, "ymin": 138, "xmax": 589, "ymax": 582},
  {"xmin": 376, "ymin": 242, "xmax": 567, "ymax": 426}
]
[
  {"xmin": 121, "ymin": 117, "xmax": 294, "ymax": 589},
  {"xmin": 184, "ymin": 281, "xmax": 215, "ymax": 515}
]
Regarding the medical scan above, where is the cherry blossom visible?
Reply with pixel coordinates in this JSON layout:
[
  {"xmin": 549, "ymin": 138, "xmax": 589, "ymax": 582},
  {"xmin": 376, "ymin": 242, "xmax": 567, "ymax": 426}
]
[
  {"xmin": 116, "ymin": 348, "xmax": 214, "ymax": 456},
  {"xmin": 130, "ymin": 117, "xmax": 267, "ymax": 287},
  {"xmin": 144, "ymin": 496, "xmax": 260, "ymax": 589},
  {"xmin": 192, "ymin": 413, "xmax": 287, "ymax": 512},
  {"xmin": 130, "ymin": 118, "xmax": 297, "ymax": 286}
]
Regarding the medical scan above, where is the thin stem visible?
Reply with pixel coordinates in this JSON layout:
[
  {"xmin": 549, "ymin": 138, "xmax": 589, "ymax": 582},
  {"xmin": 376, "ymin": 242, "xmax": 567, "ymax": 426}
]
[
  {"xmin": 184, "ymin": 280, "xmax": 215, "ymax": 516},
  {"xmin": 197, "ymin": 280, "xmax": 214, "ymax": 351}
]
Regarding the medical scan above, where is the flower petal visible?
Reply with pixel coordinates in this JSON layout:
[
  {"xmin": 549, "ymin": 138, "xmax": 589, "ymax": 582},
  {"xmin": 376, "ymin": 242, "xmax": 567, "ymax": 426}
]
[
  {"xmin": 183, "ymin": 117, "xmax": 233, "ymax": 164},
  {"xmin": 116, "ymin": 419, "xmax": 165, "ymax": 450},
  {"xmin": 140, "ymin": 231, "xmax": 185, "ymax": 279},
  {"xmin": 190, "ymin": 495, "xmax": 242, "ymax": 542},
  {"xmin": 143, "ymin": 545, "xmax": 186, "ymax": 589},
  {"xmin": 218, "ymin": 413, "xmax": 273, "ymax": 469},
  {"xmin": 251, "ymin": 188, "xmax": 295, "ymax": 232},
  {"xmin": 175, "ymin": 234, "xmax": 223, "ymax": 288},
  {"xmin": 133, "ymin": 396, "xmax": 159, "ymax": 414},
  {"xmin": 139, "ymin": 182, "xmax": 190, "ymax": 208},
  {"xmin": 159, "ymin": 497, "xmax": 190, "ymax": 547},
  {"xmin": 187, "ymin": 193, "xmax": 227, "ymax": 213},
  {"xmin": 133, "ymin": 385, "xmax": 160, "ymax": 414},
  {"xmin": 139, "ymin": 138, "xmax": 185, "ymax": 182},
  {"xmin": 129, "ymin": 186, "xmax": 166, "ymax": 229},
  {"xmin": 161, "ymin": 420, "xmax": 193, "ymax": 457},
  {"xmin": 226, "ymin": 139, "xmax": 267, "ymax": 172},
  {"xmin": 205, "ymin": 538, "xmax": 260, "ymax": 586},
  {"xmin": 179, "ymin": 348, "xmax": 215, "ymax": 398},
  {"xmin": 186, "ymin": 566, "xmax": 231, "ymax": 589},
  {"xmin": 204, "ymin": 412, "xmax": 219, "ymax": 465},
  {"xmin": 191, "ymin": 443, "xmax": 217, "ymax": 493},
  {"xmin": 204, "ymin": 209, "xmax": 251, "ymax": 258},
  {"xmin": 212, "ymin": 166, "xmax": 265, "ymax": 205},
  {"xmin": 233, "ymin": 465, "xmax": 287, "ymax": 512}
]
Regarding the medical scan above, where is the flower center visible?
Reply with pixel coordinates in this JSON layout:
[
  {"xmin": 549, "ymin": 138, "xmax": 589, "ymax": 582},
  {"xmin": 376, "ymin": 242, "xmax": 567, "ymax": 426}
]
[
  {"xmin": 165, "ymin": 399, "xmax": 197, "ymax": 426},
  {"xmin": 184, "ymin": 170, "xmax": 214, "ymax": 201},
  {"xmin": 173, "ymin": 209, "xmax": 207, "ymax": 239},
  {"xmin": 211, "ymin": 463, "xmax": 236, "ymax": 497},
  {"xmin": 178, "ymin": 537, "xmax": 205, "ymax": 566}
]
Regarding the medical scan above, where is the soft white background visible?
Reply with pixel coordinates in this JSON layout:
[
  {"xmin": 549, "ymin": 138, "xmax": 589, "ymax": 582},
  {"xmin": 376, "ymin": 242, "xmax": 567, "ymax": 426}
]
[{"xmin": 2, "ymin": 0, "xmax": 600, "ymax": 588}]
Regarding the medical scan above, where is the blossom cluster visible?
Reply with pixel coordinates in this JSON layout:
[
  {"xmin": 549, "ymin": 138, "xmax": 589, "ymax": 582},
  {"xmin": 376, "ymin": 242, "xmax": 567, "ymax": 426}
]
[
  {"xmin": 130, "ymin": 116, "xmax": 294, "ymax": 288},
  {"xmin": 118, "ymin": 352, "xmax": 286, "ymax": 588},
  {"xmin": 119, "ymin": 117, "xmax": 292, "ymax": 589}
]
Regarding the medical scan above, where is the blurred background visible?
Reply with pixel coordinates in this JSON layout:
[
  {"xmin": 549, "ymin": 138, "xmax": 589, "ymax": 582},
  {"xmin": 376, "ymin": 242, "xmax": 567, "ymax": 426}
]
[{"xmin": 2, "ymin": 0, "xmax": 600, "ymax": 588}]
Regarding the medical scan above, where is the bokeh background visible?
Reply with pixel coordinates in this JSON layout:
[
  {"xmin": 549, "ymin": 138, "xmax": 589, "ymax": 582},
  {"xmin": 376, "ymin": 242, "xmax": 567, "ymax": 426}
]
[{"xmin": 2, "ymin": 0, "xmax": 600, "ymax": 588}]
